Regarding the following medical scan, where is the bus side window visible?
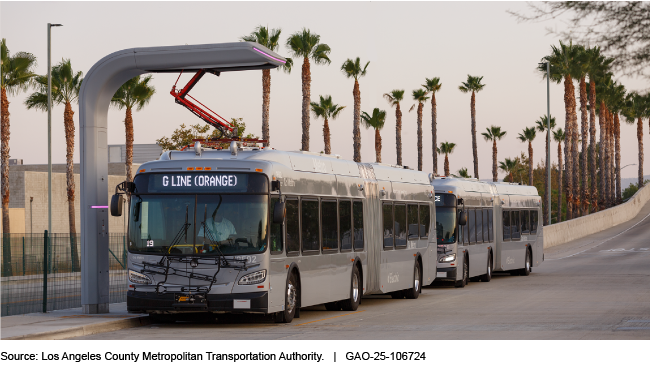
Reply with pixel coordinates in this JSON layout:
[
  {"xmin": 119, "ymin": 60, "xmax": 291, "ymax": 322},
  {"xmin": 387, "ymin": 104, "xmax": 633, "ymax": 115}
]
[
  {"xmin": 353, "ymin": 201, "xmax": 364, "ymax": 251},
  {"xmin": 487, "ymin": 209, "xmax": 493, "ymax": 242},
  {"xmin": 482, "ymin": 209, "xmax": 490, "ymax": 243},
  {"xmin": 503, "ymin": 210, "xmax": 511, "ymax": 241},
  {"xmin": 462, "ymin": 210, "xmax": 469, "ymax": 246},
  {"xmin": 321, "ymin": 200, "xmax": 338, "ymax": 251},
  {"xmin": 530, "ymin": 210, "xmax": 538, "ymax": 234},
  {"xmin": 468, "ymin": 209, "xmax": 476, "ymax": 244},
  {"xmin": 270, "ymin": 197, "xmax": 283, "ymax": 254},
  {"xmin": 521, "ymin": 210, "xmax": 530, "ymax": 234},
  {"xmin": 286, "ymin": 199, "xmax": 300, "ymax": 254},
  {"xmin": 511, "ymin": 210, "xmax": 521, "ymax": 240},
  {"xmin": 394, "ymin": 204, "xmax": 407, "ymax": 248},
  {"xmin": 340, "ymin": 200, "xmax": 352, "ymax": 251},
  {"xmin": 383, "ymin": 203, "xmax": 394, "ymax": 249},
  {"xmin": 301, "ymin": 199, "xmax": 320, "ymax": 252},
  {"xmin": 419, "ymin": 204, "xmax": 430, "ymax": 239},
  {"xmin": 475, "ymin": 208, "xmax": 483, "ymax": 243},
  {"xmin": 407, "ymin": 204, "xmax": 419, "ymax": 240}
]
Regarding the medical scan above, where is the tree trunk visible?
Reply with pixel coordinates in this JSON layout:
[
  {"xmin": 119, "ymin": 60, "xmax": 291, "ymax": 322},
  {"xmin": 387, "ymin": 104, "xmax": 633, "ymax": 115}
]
[
  {"xmin": 638, "ymin": 117, "xmax": 644, "ymax": 188},
  {"xmin": 615, "ymin": 113, "xmax": 621, "ymax": 204},
  {"xmin": 509, "ymin": 172, "xmax": 513, "ymax": 183},
  {"xmin": 557, "ymin": 142, "xmax": 563, "ymax": 223},
  {"xmin": 470, "ymin": 91, "xmax": 479, "ymax": 179},
  {"xmin": 571, "ymin": 83, "xmax": 580, "ymax": 217},
  {"xmin": 262, "ymin": 69, "xmax": 271, "ymax": 147},
  {"xmin": 563, "ymin": 76, "xmax": 575, "ymax": 220},
  {"xmin": 444, "ymin": 155, "xmax": 450, "ymax": 176},
  {"xmin": 395, "ymin": 103, "xmax": 402, "ymax": 166},
  {"xmin": 64, "ymin": 102, "xmax": 80, "ymax": 272},
  {"xmin": 543, "ymin": 130, "xmax": 549, "ymax": 225},
  {"xmin": 352, "ymin": 79, "xmax": 361, "ymax": 162},
  {"xmin": 528, "ymin": 141, "xmax": 533, "ymax": 186},
  {"xmin": 301, "ymin": 57, "xmax": 311, "ymax": 152},
  {"xmin": 375, "ymin": 128, "xmax": 382, "ymax": 163},
  {"xmin": 125, "ymin": 107, "xmax": 134, "ymax": 184},
  {"xmin": 589, "ymin": 81, "xmax": 597, "ymax": 212},
  {"xmin": 579, "ymin": 76, "xmax": 588, "ymax": 216},
  {"xmin": 431, "ymin": 94, "xmax": 438, "ymax": 174},
  {"xmin": 599, "ymin": 101, "xmax": 606, "ymax": 208},
  {"xmin": 605, "ymin": 110, "xmax": 612, "ymax": 208},
  {"xmin": 1, "ymin": 87, "xmax": 12, "ymax": 276},
  {"xmin": 609, "ymin": 111, "xmax": 615, "ymax": 205},
  {"xmin": 323, "ymin": 118, "xmax": 331, "ymax": 155},
  {"xmin": 417, "ymin": 103, "xmax": 423, "ymax": 171},
  {"xmin": 492, "ymin": 140, "xmax": 497, "ymax": 182}
]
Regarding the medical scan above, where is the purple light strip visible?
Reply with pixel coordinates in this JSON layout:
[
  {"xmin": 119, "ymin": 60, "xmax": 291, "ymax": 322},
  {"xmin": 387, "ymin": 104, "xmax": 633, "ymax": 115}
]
[
  {"xmin": 253, "ymin": 47, "xmax": 286, "ymax": 64},
  {"xmin": 91, "ymin": 206, "xmax": 109, "ymax": 209}
]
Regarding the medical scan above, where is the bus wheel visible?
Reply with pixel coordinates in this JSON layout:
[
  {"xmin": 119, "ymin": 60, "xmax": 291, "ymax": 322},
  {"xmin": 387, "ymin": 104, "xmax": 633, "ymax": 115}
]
[
  {"xmin": 275, "ymin": 272, "xmax": 298, "ymax": 323},
  {"xmin": 404, "ymin": 262, "xmax": 421, "ymax": 299},
  {"xmin": 455, "ymin": 256, "xmax": 469, "ymax": 288},
  {"xmin": 480, "ymin": 253, "xmax": 492, "ymax": 282},
  {"xmin": 521, "ymin": 249, "xmax": 531, "ymax": 276},
  {"xmin": 340, "ymin": 266, "xmax": 362, "ymax": 311}
]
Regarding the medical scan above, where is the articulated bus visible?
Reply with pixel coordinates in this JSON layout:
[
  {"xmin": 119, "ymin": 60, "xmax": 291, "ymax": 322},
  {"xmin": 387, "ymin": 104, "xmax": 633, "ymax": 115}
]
[
  {"xmin": 111, "ymin": 144, "xmax": 437, "ymax": 323},
  {"xmin": 431, "ymin": 177, "xmax": 543, "ymax": 287}
]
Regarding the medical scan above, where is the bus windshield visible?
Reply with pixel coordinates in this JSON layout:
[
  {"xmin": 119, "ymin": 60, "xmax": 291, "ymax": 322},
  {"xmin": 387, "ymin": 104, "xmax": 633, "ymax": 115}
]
[
  {"xmin": 127, "ymin": 194, "xmax": 268, "ymax": 256},
  {"xmin": 434, "ymin": 193, "xmax": 457, "ymax": 244}
]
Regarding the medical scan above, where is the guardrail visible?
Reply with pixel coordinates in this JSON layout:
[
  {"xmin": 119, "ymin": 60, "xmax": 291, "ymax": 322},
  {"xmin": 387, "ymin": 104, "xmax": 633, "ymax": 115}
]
[{"xmin": 543, "ymin": 184, "xmax": 650, "ymax": 249}]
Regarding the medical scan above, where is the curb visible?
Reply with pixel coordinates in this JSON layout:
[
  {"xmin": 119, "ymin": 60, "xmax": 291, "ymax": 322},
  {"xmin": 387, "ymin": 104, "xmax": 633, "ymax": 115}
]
[{"xmin": 2, "ymin": 315, "xmax": 151, "ymax": 340}]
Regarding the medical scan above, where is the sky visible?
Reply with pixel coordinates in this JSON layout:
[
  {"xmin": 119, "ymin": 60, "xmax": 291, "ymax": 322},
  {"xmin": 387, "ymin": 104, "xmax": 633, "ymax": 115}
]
[{"xmin": 1, "ymin": 1, "xmax": 648, "ymax": 181}]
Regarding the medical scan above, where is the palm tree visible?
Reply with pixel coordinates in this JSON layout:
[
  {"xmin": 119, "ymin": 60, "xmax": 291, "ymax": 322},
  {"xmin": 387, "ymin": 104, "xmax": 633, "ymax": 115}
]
[
  {"xmin": 535, "ymin": 115, "xmax": 556, "ymax": 224},
  {"xmin": 439, "ymin": 142, "xmax": 457, "ymax": 176},
  {"xmin": 453, "ymin": 167, "xmax": 471, "ymax": 179},
  {"xmin": 481, "ymin": 125, "xmax": 507, "ymax": 182},
  {"xmin": 517, "ymin": 127, "xmax": 537, "ymax": 186},
  {"xmin": 575, "ymin": 45, "xmax": 590, "ymax": 217},
  {"xmin": 383, "ymin": 90, "xmax": 405, "ymax": 165},
  {"xmin": 458, "ymin": 75, "xmax": 485, "ymax": 180},
  {"xmin": 241, "ymin": 26, "xmax": 293, "ymax": 147},
  {"xmin": 1, "ymin": 38, "xmax": 37, "ymax": 275},
  {"xmin": 341, "ymin": 57, "xmax": 369, "ymax": 161},
  {"xmin": 25, "ymin": 59, "xmax": 83, "ymax": 271},
  {"xmin": 111, "ymin": 75, "xmax": 156, "ymax": 184},
  {"xmin": 310, "ymin": 95, "xmax": 345, "ymax": 155},
  {"xmin": 539, "ymin": 40, "xmax": 581, "ymax": 219},
  {"xmin": 623, "ymin": 92, "xmax": 649, "ymax": 189},
  {"xmin": 553, "ymin": 128, "xmax": 566, "ymax": 222},
  {"xmin": 410, "ymin": 89, "xmax": 430, "ymax": 171},
  {"xmin": 596, "ymin": 75, "xmax": 614, "ymax": 208},
  {"xmin": 499, "ymin": 157, "xmax": 519, "ymax": 183},
  {"xmin": 609, "ymin": 83, "xmax": 626, "ymax": 204},
  {"xmin": 361, "ymin": 108, "xmax": 386, "ymax": 163},
  {"xmin": 286, "ymin": 29, "xmax": 332, "ymax": 152},
  {"xmin": 423, "ymin": 77, "xmax": 442, "ymax": 174}
]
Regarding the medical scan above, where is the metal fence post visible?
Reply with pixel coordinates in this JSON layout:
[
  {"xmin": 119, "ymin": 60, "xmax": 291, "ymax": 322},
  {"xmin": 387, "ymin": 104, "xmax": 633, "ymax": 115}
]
[{"xmin": 43, "ymin": 230, "xmax": 48, "ymax": 313}]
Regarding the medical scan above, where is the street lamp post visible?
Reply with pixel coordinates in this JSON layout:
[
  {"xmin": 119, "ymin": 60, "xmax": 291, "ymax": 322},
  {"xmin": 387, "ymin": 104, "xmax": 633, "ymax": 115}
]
[
  {"xmin": 540, "ymin": 62, "xmax": 551, "ymax": 225},
  {"xmin": 47, "ymin": 23, "xmax": 62, "ymax": 237}
]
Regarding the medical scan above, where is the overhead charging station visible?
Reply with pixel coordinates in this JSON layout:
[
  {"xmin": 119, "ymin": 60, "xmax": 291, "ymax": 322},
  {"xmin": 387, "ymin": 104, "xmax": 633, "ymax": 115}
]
[{"xmin": 78, "ymin": 42, "xmax": 286, "ymax": 313}]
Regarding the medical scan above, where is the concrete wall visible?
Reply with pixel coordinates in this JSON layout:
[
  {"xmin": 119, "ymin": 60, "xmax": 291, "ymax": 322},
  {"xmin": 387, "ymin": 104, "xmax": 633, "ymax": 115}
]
[
  {"xmin": 543, "ymin": 184, "xmax": 650, "ymax": 248},
  {"xmin": 5, "ymin": 170, "xmax": 129, "ymax": 235}
]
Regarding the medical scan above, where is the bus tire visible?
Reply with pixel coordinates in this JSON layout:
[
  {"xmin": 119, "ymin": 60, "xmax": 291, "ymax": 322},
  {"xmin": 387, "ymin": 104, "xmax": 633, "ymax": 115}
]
[
  {"xmin": 455, "ymin": 255, "xmax": 469, "ymax": 288},
  {"xmin": 404, "ymin": 261, "xmax": 421, "ymax": 299},
  {"xmin": 480, "ymin": 252, "xmax": 492, "ymax": 282},
  {"xmin": 521, "ymin": 249, "xmax": 531, "ymax": 276},
  {"xmin": 275, "ymin": 272, "xmax": 298, "ymax": 323},
  {"xmin": 340, "ymin": 265, "xmax": 362, "ymax": 311}
]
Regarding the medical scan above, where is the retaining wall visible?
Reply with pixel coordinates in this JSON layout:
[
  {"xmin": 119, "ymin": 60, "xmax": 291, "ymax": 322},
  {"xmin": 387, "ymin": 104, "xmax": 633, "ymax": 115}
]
[{"xmin": 543, "ymin": 183, "xmax": 650, "ymax": 248}]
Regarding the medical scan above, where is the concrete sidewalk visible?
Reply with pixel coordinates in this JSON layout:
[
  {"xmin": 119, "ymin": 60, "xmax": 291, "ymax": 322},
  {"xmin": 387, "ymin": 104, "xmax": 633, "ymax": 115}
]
[{"xmin": 1, "ymin": 303, "xmax": 149, "ymax": 340}]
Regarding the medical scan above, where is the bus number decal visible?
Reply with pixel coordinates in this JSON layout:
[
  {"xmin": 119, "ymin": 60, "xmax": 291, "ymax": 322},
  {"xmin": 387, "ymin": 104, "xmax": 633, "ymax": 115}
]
[
  {"xmin": 387, "ymin": 272, "xmax": 399, "ymax": 284},
  {"xmin": 146, "ymin": 240, "xmax": 154, "ymax": 247},
  {"xmin": 235, "ymin": 256, "xmax": 257, "ymax": 263}
]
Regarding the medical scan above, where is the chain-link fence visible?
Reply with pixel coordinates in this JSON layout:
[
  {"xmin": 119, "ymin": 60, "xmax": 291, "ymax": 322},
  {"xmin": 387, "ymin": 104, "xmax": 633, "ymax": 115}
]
[{"xmin": 1, "ymin": 233, "xmax": 128, "ymax": 317}]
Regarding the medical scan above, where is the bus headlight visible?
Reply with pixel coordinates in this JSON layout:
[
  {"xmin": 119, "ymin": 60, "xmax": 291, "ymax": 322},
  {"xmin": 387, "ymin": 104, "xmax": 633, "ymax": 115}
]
[
  {"xmin": 238, "ymin": 270, "xmax": 266, "ymax": 285},
  {"xmin": 439, "ymin": 254, "xmax": 456, "ymax": 263},
  {"xmin": 128, "ymin": 270, "xmax": 152, "ymax": 285}
]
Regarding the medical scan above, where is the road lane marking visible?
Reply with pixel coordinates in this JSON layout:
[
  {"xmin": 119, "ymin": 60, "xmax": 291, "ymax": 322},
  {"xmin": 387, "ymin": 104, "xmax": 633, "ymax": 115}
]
[
  {"xmin": 547, "ymin": 210, "xmax": 650, "ymax": 260},
  {"xmin": 294, "ymin": 310, "xmax": 365, "ymax": 326}
]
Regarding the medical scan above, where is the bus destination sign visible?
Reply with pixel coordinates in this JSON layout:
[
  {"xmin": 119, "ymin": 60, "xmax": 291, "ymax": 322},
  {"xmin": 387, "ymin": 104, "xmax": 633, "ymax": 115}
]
[{"xmin": 149, "ymin": 173, "xmax": 249, "ymax": 193}]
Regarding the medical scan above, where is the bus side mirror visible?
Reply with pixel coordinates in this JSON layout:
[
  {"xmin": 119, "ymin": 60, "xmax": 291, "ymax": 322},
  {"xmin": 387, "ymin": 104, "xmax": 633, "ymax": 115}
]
[
  {"xmin": 110, "ymin": 194, "xmax": 123, "ymax": 217},
  {"xmin": 273, "ymin": 201, "xmax": 285, "ymax": 224},
  {"xmin": 458, "ymin": 211, "xmax": 467, "ymax": 226}
]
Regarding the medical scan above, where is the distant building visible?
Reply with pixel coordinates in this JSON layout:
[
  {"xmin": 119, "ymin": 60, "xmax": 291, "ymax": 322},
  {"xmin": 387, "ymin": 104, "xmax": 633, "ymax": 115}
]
[
  {"xmin": 108, "ymin": 144, "xmax": 163, "ymax": 164},
  {"xmin": 9, "ymin": 159, "xmax": 23, "ymax": 165}
]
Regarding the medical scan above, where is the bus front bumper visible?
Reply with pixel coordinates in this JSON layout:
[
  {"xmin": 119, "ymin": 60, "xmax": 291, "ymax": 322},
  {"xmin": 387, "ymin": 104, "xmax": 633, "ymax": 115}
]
[
  {"xmin": 435, "ymin": 267, "xmax": 457, "ymax": 281},
  {"xmin": 127, "ymin": 290, "xmax": 268, "ymax": 314}
]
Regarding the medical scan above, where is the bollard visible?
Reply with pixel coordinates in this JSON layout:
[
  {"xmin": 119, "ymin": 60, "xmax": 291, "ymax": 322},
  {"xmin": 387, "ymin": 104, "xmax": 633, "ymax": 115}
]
[{"xmin": 43, "ymin": 230, "xmax": 48, "ymax": 313}]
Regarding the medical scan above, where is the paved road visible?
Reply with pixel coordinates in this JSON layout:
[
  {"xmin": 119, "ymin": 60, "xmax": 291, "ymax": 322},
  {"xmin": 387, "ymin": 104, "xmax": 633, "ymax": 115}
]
[{"xmin": 77, "ymin": 202, "xmax": 650, "ymax": 340}]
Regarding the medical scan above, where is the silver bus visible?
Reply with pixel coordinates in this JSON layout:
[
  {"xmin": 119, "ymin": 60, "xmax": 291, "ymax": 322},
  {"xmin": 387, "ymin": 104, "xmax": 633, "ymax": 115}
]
[
  {"xmin": 431, "ymin": 178, "xmax": 543, "ymax": 287},
  {"xmin": 111, "ymin": 144, "xmax": 437, "ymax": 323}
]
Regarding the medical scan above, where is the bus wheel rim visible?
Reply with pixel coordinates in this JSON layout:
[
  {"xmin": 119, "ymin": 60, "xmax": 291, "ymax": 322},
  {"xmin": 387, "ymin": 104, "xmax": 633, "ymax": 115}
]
[
  {"xmin": 352, "ymin": 273, "xmax": 359, "ymax": 302},
  {"xmin": 287, "ymin": 283, "xmax": 296, "ymax": 313},
  {"xmin": 414, "ymin": 265, "xmax": 420, "ymax": 292}
]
